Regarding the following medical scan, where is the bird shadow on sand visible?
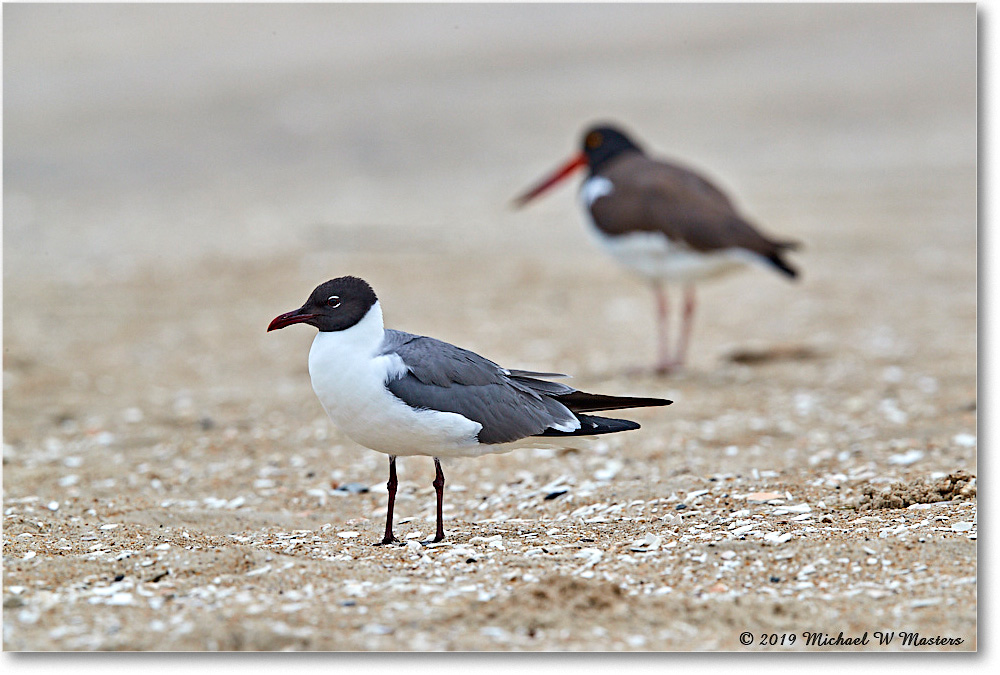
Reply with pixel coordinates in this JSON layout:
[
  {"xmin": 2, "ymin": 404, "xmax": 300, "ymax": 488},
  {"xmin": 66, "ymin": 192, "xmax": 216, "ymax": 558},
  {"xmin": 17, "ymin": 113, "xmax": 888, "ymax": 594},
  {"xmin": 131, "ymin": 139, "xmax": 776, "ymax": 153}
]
[
  {"xmin": 722, "ymin": 343, "xmax": 823, "ymax": 365},
  {"xmin": 576, "ymin": 343, "xmax": 824, "ymax": 383}
]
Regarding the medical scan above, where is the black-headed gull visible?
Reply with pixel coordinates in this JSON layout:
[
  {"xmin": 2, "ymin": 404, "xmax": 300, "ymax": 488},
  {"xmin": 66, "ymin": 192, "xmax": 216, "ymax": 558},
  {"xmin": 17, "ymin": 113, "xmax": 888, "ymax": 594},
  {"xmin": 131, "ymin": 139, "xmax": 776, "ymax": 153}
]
[{"xmin": 268, "ymin": 276, "xmax": 671, "ymax": 543}]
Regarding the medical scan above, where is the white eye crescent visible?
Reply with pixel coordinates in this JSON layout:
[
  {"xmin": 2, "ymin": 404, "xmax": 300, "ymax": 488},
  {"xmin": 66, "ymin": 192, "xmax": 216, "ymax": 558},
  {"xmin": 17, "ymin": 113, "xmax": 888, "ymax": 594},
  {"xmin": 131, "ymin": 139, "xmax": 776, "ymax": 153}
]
[{"xmin": 327, "ymin": 296, "xmax": 341, "ymax": 308}]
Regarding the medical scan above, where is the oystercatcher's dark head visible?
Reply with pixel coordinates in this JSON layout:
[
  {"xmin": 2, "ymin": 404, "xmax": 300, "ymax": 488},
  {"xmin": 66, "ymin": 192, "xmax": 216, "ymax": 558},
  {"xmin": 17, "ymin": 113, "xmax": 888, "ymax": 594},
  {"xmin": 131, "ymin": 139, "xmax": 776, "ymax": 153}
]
[
  {"xmin": 268, "ymin": 276, "xmax": 378, "ymax": 333},
  {"xmin": 579, "ymin": 125, "xmax": 643, "ymax": 173},
  {"xmin": 513, "ymin": 123, "xmax": 643, "ymax": 206}
]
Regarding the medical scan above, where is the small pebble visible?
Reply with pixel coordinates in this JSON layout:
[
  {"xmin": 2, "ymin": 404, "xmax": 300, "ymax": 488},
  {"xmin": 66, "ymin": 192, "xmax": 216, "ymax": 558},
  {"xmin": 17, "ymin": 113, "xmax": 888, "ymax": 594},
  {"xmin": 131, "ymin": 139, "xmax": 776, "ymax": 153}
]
[
  {"xmin": 362, "ymin": 624, "xmax": 393, "ymax": 635},
  {"xmin": 630, "ymin": 533, "xmax": 662, "ymax": 552},
  {"xmin": 334, "ymin": 482, "xmax": 369, "ymax": 494},
  {"xmin": 594, "ymin": 459, "xmax": 622, "ymax": 481},
  {"xmin": 764, "ymin": 532, "xmax": 792, "ymax": 545},
  {"xmin": 105, "ymin": 592, "xmax": 133, "ymax": 606},
  {"xmin": 888, "ymin": 449, "xmax": 924, "ymax": 465},
  {"xmin": 745, "ymin": 492, "xmax": 784, "ymax": 502},
  {"xmin": 626, "ymin": 634, "xmax": 647, "ymax": 647},
  {"xmin": 123, "ymin": 407, "xmax": 144, "ymax": 423}
]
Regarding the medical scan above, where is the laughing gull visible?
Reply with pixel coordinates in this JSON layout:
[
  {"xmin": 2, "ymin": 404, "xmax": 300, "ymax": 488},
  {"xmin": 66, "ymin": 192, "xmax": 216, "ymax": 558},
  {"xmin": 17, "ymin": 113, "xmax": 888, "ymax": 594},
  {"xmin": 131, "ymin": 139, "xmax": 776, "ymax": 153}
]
[
  {"xmin": 514, "ymin": 123, "xmax": 800, "ymax": 374},
  {"xmin": 268, "ymin": 276, "xmax": 671, "ymax": 544}
]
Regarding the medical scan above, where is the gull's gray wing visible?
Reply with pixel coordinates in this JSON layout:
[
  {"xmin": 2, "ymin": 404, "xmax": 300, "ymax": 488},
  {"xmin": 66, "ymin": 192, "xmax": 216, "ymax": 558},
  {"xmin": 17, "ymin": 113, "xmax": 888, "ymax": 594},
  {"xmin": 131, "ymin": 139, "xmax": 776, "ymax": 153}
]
[{"xmin": 380, "ymin": 330, "xmax": 578, "ymax": 444}]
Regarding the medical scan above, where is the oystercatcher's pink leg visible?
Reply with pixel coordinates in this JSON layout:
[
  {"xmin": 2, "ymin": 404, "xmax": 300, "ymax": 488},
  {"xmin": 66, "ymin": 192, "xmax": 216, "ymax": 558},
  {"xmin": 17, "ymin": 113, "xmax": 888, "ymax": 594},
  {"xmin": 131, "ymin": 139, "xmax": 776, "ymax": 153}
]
[
  {"xmin": 673, "ymin": 284, "xmax": 697, "ymax": 368},
  {"xmin": 654, "ymin": 283, "xmax": 673, "ymax": 374}
]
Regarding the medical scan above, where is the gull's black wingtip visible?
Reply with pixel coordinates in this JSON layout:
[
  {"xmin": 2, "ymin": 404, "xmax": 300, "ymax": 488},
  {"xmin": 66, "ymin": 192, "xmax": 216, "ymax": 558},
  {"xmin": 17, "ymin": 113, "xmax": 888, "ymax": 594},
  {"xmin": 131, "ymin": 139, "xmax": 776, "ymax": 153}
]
[{"xmin": 557, "ymin": 391, "xmax": 672, "ymax": 413}]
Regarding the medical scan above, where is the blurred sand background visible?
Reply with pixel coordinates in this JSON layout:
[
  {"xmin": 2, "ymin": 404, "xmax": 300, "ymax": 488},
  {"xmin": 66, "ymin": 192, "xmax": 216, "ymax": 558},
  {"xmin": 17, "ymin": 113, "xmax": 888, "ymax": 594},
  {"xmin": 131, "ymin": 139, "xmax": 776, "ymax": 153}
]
[{"xmin": 3, "ymin": 3, "xmax": 977, "ymax": 652}]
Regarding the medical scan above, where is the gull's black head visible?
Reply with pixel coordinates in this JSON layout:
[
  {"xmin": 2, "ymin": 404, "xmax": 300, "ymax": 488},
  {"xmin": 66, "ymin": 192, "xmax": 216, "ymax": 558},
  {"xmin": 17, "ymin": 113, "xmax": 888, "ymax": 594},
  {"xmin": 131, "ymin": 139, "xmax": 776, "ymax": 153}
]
[
  {"xmin": 580, "ymin": 124, "xmax": 644, "ymax": 173},
  {"xmin": 268, "ymin": 276, "xmax": 378, "ymax": 333}
]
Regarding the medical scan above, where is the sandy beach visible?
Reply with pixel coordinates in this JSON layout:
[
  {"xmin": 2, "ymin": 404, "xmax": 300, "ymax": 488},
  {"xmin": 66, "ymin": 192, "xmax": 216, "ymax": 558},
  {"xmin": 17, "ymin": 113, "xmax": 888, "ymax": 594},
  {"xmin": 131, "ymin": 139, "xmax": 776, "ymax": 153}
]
[{"xmin": 3, "ymin": 3, "xmax": 977, "ymax": 651}]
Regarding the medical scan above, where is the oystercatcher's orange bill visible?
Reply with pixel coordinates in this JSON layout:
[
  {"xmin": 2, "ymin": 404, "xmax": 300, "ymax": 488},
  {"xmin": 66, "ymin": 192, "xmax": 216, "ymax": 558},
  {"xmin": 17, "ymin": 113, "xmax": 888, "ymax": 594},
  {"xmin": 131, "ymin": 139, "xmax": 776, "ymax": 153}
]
[{"xmin": 512, "ymin": 152, "xmax": 587, "ymax": 207}]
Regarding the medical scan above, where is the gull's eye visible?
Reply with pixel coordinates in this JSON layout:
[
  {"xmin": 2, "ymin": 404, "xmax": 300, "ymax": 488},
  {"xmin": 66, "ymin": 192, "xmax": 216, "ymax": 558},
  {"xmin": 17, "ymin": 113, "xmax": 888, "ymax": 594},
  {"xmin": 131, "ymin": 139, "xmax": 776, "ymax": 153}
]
[
  {"xmin": 327, "ymin": 296, "xmax": 341, "ymax": 308},
  {"xmin": 586, "ymin": 131, "xmax": 603, "ymax": 149}
]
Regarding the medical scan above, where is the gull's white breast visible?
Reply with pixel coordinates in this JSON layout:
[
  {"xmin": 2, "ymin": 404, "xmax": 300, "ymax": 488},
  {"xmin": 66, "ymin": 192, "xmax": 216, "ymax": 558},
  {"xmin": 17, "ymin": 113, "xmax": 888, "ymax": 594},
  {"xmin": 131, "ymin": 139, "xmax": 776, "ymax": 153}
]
[{"xmin": 306, "ymin": 303, "xmax": 483, "ymax": 458}]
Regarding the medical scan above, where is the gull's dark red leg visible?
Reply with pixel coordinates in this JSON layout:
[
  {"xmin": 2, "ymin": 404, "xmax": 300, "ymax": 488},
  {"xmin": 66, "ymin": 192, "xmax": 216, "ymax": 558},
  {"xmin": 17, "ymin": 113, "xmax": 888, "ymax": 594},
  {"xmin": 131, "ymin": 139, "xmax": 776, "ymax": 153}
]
[
  {"xmin": 378, "ymin": 455, "xmax": 399, "ymax": 545},
  {"xmin": 431, "ymin": 457, "xmax": 446, "ymax": 543}
]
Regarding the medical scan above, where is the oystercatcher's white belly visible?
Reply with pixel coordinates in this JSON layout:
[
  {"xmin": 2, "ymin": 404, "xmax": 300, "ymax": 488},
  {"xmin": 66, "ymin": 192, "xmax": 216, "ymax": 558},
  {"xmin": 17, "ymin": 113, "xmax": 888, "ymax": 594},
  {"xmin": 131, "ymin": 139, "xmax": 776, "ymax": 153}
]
[
  {"xmin": 579, "ymin": 175, "xmax": 756, "ymax": 283},
  {"xmin": 591, "ymin": 228, "xmax": 755, "ymax": 283}
]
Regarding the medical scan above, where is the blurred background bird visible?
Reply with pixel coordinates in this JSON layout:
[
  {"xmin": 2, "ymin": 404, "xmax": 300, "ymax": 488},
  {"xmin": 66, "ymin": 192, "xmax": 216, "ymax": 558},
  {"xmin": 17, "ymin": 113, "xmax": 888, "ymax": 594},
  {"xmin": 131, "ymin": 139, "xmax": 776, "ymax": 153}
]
[{"xmin": 515, "ymin": 123, "xmax": 800, "ymax": 374}]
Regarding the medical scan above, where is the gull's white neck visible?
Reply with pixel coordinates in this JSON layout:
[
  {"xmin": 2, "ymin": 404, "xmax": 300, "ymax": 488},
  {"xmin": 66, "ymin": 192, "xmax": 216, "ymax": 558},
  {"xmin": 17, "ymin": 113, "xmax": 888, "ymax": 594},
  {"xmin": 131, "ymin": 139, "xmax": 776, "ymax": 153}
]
[
  {"xmin": 307, "ymin": 300, "xmax": 393, "ymax": 432},
  {"xmin": 307, "ymin": 301, "xmax": 390, "ymax": 415},
  {"xmin": 310, "ymin": 300, "xmax": 386, "ymax": 361}
]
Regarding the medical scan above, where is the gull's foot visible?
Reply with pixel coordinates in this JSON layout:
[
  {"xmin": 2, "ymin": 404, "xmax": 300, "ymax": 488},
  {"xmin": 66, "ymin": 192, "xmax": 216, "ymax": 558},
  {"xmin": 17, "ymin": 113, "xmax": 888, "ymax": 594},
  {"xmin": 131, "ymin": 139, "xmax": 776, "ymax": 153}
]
[{"xmin": 375, "ymin": 536, "xmax": 400, "ymax": 546}]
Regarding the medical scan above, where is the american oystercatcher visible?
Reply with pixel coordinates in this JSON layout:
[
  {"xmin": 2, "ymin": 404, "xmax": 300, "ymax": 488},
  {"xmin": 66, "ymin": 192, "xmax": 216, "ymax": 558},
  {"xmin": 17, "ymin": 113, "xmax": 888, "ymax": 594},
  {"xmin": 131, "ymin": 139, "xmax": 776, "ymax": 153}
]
[
  {"xmin": 514, "ymin": 123, "xmax": 800, "ymax": 373},
  {"xmin": 268, "ymin": 276, "xmax": 671, "ymax": 544}
]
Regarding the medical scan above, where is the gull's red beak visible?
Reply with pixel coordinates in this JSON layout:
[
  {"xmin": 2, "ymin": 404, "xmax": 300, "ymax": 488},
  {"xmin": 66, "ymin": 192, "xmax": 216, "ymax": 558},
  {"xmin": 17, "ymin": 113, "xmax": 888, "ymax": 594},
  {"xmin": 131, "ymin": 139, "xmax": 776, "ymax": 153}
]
[
  {"xmin": 267, "ymin": 307, "xmax": 318, "ymax": 332},
  {"xmin": 512, "ymin": 152, "xmax": 588, "ymax": 208}
]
